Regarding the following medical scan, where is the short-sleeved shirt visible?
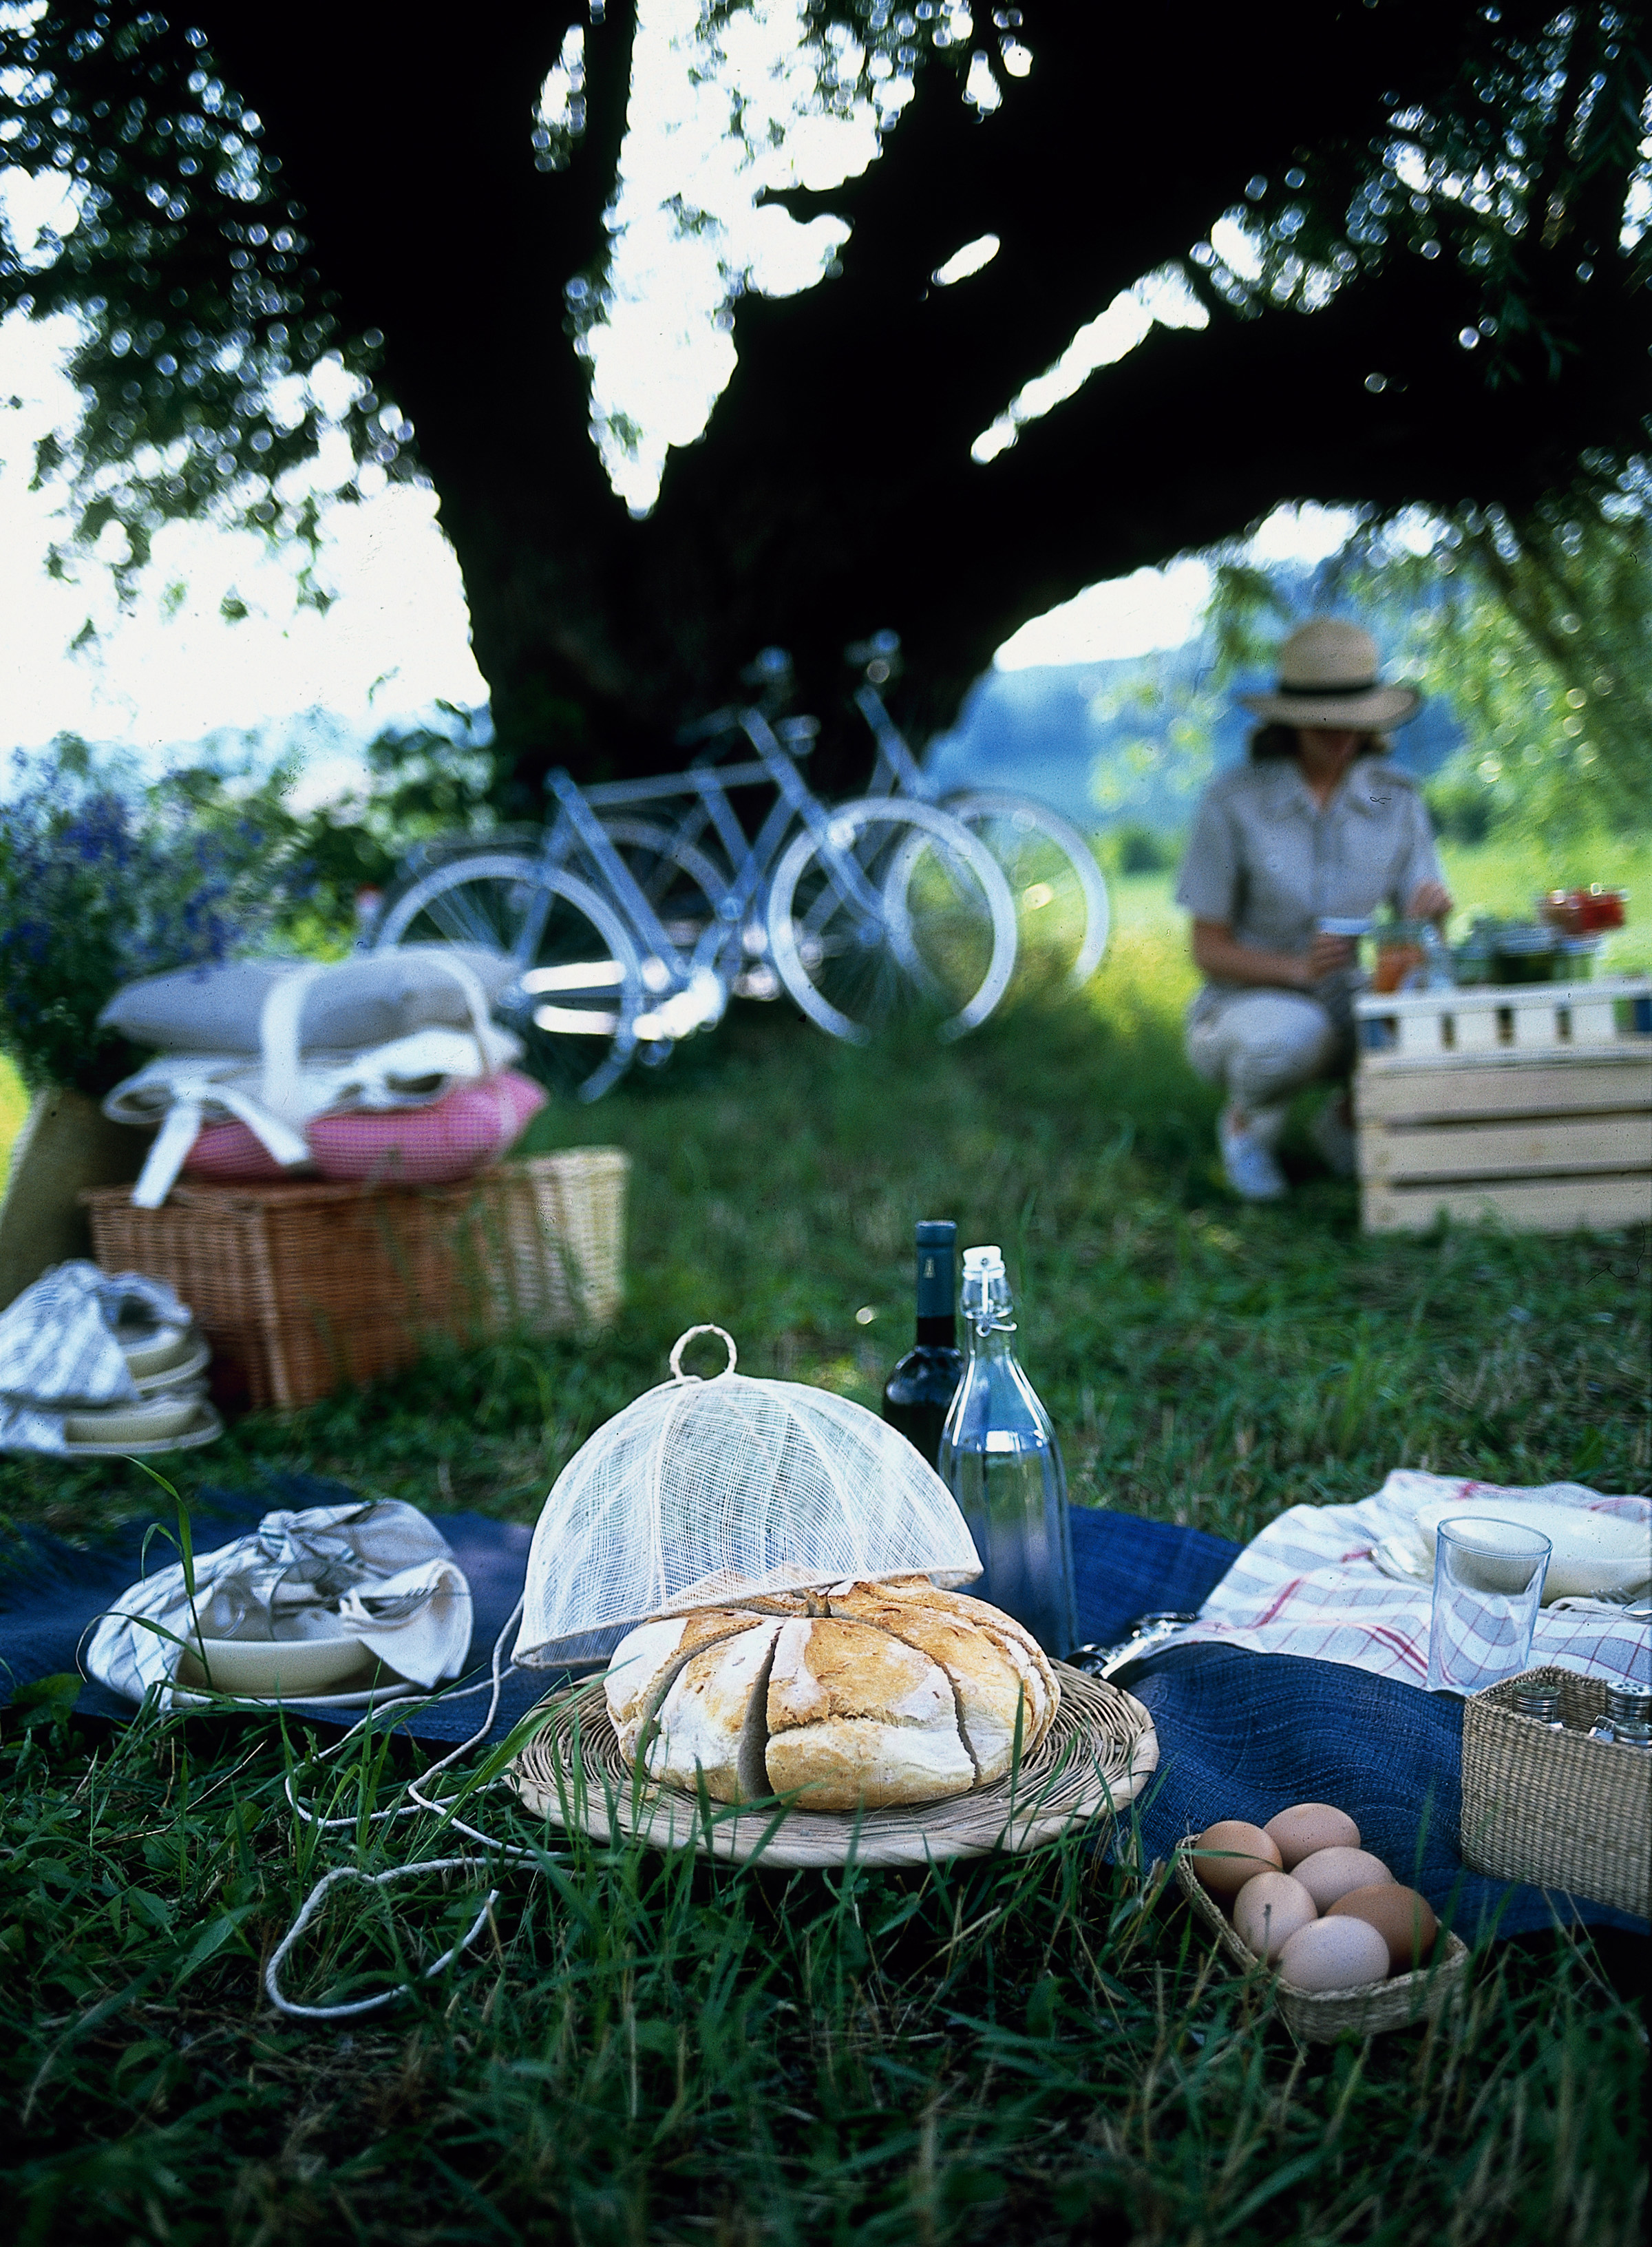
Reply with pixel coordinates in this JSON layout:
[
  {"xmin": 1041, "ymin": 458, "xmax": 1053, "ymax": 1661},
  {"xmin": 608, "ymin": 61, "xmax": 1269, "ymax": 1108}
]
[{"xmin": 1175, "ymin": 756, "xmax": 1443, "ymax": 1020}]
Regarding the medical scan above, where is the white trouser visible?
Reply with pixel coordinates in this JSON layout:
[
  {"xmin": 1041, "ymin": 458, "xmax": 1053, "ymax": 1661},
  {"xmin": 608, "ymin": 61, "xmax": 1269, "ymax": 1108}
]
[{"xmin": 1186, "ymin": 991, "xmax": 1346, "ymax": 1148}]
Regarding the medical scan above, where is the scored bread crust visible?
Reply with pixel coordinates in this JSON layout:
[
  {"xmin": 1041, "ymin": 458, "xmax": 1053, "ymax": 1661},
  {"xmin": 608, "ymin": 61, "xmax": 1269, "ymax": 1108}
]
[
  {"xmin": 645, "ymin": 1621, "xmax": 783, "ymax": 1801},
  {"xmin": 818, "ymin": 1583, "xmax": 1031, "ymax": 1784},
  {"xmin": 862, "ymin": 1576, "xmax": 1057, "ymax": 1748},
  {"xmin": 604, "ymin": 1607, "xmax": 767, "ymax": 1758},
  {"xmin": 765, "ymin": 1617, "xmax": 974, "ymax": 1809},
  {"xmin": 602, "ymin": 1579, "xmax": 1061, "ymax": 1810}
]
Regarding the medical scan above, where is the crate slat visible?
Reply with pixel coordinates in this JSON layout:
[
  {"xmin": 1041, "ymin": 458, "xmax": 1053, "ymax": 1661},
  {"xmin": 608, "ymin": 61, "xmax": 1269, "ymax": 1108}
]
[
  {"xmin": 1360, "ymin": 1113, "xmax": 1652, "ymax": 1183},
  {"xmin": 1363, "ymin": 1172, "xmax": 1652, "ymax": 1234},
  {"xmin": 1356, "ymin": 1057, "xmax": 1652, "ymax": 1124}
]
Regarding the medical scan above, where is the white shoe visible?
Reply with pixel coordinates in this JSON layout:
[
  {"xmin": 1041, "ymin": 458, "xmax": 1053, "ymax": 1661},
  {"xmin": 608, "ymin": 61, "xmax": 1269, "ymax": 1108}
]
[
  {"xmin": 1310, "ymin": 1096, "xmax": 1357, "ymax": 1179},
  {"xmin": 1219, "ymin": 1110, "xmax": 1286, "ymax": 1201}
]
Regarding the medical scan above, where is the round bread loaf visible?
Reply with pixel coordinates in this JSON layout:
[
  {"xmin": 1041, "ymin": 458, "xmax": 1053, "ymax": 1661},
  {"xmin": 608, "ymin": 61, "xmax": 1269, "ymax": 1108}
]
[{"xmin": 603, "ymin": 1574, "xmax": 1058, "ymax": 1811}]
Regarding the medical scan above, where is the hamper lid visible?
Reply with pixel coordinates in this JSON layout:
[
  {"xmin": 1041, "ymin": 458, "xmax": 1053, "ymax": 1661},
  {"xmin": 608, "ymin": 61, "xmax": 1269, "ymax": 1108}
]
[{"xmin": 517, "ymin": 1326, "xmax": 983, "ymax": 1666}]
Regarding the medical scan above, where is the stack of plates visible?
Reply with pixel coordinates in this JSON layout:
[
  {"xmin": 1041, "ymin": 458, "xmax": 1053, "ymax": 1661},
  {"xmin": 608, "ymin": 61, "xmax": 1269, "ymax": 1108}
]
[{"xmin": 59, "ymin": 1319, "xmax": 222, "ymax": 1457}]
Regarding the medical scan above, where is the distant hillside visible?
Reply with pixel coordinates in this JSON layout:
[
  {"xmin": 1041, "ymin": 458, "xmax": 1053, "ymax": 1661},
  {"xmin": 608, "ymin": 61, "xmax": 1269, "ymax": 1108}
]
[{"xmin": 925, "ymin": 644, "xmax": 1466, "ymax": 838}]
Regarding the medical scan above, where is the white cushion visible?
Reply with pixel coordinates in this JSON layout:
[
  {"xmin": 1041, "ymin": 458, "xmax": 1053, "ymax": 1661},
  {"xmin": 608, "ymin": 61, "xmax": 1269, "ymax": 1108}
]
[{"xmin": 100, "ymin": 946, "xmax": 516, "ymax": 1054}]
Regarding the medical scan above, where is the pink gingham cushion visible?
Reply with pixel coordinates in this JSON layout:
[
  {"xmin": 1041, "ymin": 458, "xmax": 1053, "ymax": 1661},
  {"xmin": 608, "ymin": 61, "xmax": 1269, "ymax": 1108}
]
[
  {"xmin": 182, "ymin": 1070, "xmax": 546, "ymax": 1188},
  {"xmin": 308, "ymin": 1070, "xmax": 545, "ymax": 1183}
]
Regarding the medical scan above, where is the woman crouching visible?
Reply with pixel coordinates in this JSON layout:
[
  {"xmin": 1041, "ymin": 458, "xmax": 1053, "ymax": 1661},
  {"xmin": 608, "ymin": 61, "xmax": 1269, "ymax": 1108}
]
[{"xmin": 1175, "ymin": 619, "xmax": 1452, "ymax": 1202}]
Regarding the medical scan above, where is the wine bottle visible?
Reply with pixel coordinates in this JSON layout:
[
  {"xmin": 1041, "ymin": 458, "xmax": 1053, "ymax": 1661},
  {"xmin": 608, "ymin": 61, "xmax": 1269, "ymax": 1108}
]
[
  {"xmin": 881, "ymin": 1219, "xmax": 964, "ymax": 1470},
  {"xmin": 938, "ymin": 1245, "xmax": 1077, "ymax": 1658}
]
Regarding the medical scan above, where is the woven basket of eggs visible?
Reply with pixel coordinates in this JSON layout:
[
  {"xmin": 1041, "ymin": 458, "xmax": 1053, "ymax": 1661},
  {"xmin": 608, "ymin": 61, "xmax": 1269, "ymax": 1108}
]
[{"xmin": 1174, "ymin": 1804, "xmax": 1470, "ymax": 2042}]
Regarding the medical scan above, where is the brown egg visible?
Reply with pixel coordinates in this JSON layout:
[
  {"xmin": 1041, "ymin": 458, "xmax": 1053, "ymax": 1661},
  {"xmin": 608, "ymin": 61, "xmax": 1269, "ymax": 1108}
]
[
  {"xmin": 1264, "ymin": 1802, "xmax": 1361, "ymax": 1869},
  {"xmin": 1231, "ymin": 1871, "xmax": 1318, "ymax": 1961},
  {"xmin": 1328, "ymin": 1884, "xmax": 1439, "ymax": 1974},
  {"xmin": 1293, "ymin": 1845, "xmax": 1394, "ymax": 1911},
  {"xmin": 1276, "ymin": 1915, "xmax": 1390, "ymax": 1992},
  {"xmin": 1189, "ymin": 1820, "xmax": 1283, "ymax": 1901}
]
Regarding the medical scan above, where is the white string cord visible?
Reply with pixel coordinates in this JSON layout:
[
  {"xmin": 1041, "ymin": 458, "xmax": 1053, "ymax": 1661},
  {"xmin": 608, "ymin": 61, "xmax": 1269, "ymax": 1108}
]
[
  {"xmin": 264, "ymin": 1861, "xmax": 500, "ymax": 2021},
  {"xmin": 282, "ymin": 1595, "xmax": 531, "ymax": 1826},
  {"xmin": 266, "ymin": 1598, "xmax": 573, "ymax": 2021}
]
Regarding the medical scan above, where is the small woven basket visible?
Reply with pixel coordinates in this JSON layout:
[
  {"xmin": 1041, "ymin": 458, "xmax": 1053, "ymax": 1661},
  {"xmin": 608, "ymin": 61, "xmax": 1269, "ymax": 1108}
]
[
  {"xmin": 1461, "ymin": 1665, "xmax": 1651, "ymax": 1919},
  {"xmin": 84, "ymin": 1149, "xmax": 628, "ymax": 1411},
  {"xmin": 509, "ymin": 1662, "xmax": 1158, "ymax": 1868},
  {"xmin": 1174, "ymin": 1857, "xmax": 1470, "ymax": 2043}
]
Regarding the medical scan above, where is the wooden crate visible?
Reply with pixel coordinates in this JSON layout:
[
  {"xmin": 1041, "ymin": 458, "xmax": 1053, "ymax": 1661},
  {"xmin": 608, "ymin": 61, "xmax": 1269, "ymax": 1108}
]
[
  {"xmin": 1354, "ymin": 982, "xmax": 1652, "ymax": 1234},
  {"xmin": 1355, "ymin": 975, "xmax": 1651, "ymax": 1061},
  {"xmin": 83, "ymin": 1150, "xmax": 628, "ymax": 1411}
]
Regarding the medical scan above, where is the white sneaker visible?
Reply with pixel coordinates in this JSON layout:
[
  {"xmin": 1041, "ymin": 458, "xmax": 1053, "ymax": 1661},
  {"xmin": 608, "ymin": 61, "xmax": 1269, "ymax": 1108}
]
[
  {"xmin": 1219, "ymin": 1110, "xmax": 1286, "ymax": 1201},
  {"xmin": 1309, "ymin": 1096, "xmax": 1357, "ymax": 1179}
]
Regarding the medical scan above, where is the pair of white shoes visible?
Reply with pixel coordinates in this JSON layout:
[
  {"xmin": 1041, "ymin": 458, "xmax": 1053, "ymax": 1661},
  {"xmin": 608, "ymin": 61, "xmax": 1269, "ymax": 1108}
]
[{"xmin": 1219, "ymin": 1099, "xmax": 1356, "ymax": 1203}]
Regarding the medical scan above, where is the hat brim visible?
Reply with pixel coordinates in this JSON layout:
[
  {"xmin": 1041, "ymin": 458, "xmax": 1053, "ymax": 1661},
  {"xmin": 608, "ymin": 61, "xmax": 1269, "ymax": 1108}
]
[{"xmin": 1238, "ymin": 684, "xmax": 1421, "ymax": 730}]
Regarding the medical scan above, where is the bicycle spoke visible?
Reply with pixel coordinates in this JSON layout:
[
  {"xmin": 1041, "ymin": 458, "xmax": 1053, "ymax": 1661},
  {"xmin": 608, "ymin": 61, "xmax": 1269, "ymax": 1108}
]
[
  {"xmin": 943, "ymin": 792, "xmax": 1109, "ymax": 992},
  {"xmin": 767, "ymin": 803, "xmax": 1015, "ymax": 1044}
]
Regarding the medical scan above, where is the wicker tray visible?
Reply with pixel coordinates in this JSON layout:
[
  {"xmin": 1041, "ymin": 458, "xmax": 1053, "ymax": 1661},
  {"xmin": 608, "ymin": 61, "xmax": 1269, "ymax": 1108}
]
[
  {"xmin": 509, "ymin": 1662, "xmax": 1158, "ymax": 1868},
  {"xmin": 1461, "ymin": 1665, "xmax": 1651, "ymax": 1919},
  {"xmin": 1174, "ymin": 1857, "xmax": 1470, "ymax": 2043},
  {"xmin": 84, "ymin": 1150, "xmax": 628, "ymax": 1411}
]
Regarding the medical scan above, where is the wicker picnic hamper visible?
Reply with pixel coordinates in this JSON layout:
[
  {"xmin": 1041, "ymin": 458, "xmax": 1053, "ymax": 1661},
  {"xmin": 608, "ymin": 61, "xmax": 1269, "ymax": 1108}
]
[
  {"xmin": 1174, "ymin": 1855, "xmax": 1470, "ymax": 2043},
  {"xmin": 83, "ymin": 1149, "xmax": 628, "ymax": 1412},
  {"xmin": 1460, "ymin": 1665, "xmax": 1651, "ymax": 1919}
]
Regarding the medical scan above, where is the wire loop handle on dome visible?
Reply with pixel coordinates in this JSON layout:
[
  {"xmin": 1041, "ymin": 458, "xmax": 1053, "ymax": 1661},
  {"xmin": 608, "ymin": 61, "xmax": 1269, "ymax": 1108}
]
[
  {"xmin": 518, "ymin": 1333, "xmax": 983, "ymax": 1665},
  {"xmin": 669, "ymin": 1324, "xmax": 739, "ymax": 1381}
]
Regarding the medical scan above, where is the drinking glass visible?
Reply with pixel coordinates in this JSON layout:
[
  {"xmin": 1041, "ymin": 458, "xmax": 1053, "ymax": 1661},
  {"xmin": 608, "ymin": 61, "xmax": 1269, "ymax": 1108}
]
[{"xmin": 1426, "ymin": 1516, "xmax": 1552, "ymax": 1694}]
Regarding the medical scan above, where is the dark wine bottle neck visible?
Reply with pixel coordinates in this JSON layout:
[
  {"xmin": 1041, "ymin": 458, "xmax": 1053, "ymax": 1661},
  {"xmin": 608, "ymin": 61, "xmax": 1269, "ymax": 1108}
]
[{"xmin": 915, "ymin": 1314, "xmax": 957, "ymax": 1349}]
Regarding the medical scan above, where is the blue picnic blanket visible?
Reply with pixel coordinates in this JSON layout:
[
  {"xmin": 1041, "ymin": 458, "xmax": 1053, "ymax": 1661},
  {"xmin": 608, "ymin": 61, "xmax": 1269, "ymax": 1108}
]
[{"xmin": 1, "ymin": 1477, "xmax": 1643, "ymax": 1941}]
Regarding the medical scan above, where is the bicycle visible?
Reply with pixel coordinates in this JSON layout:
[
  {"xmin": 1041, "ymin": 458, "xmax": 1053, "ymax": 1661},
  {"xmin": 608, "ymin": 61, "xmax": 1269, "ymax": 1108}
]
[
  {"xmin": 847, "ymin": 631, "xmax": 1111, "ymax": 992},
  {"xmin": 370, "ymin": 665, "xmax": 1018, "ymax": 1098}
]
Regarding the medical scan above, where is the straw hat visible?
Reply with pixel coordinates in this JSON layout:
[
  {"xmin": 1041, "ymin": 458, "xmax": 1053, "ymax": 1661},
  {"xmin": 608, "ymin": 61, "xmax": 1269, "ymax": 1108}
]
[{"xmin": 1239, "ymin": 619, "xmax": 1421, "ymax": 730}]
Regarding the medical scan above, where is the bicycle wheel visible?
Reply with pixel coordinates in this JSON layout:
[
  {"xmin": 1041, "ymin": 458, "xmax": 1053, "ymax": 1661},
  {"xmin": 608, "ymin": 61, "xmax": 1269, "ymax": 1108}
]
[
  {"xmin": 765, "ymin": 801, "xmax": 1017, "ymax": 1044},
  {"xmin": 942, "ymin": 791, "xmax": 1110, "ymax": 991},
  {"xmin": 374, "ymin": 850, "xmax": 644, "ymax": 1101}
]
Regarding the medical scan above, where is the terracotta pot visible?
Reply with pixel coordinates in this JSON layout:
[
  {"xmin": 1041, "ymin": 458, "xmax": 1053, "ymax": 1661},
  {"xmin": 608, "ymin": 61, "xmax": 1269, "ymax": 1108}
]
[{"xmin": 0, "ymin": 1086, "xmax": 145, "ymax": 1311}]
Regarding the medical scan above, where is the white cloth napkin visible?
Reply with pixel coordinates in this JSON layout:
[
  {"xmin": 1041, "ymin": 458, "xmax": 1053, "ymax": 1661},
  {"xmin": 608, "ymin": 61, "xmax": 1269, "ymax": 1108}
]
[
  {"xmin": 85, "ymin": 1497, "xmax": 474, "ymax": 1705},
  {"xmin": 1172, "ymin": 1470, "xmax": 1650, "ymax": 1687},
  {"xmin": 0, "ymin": 1261, "xmax": 192, "ymax": 1454}
]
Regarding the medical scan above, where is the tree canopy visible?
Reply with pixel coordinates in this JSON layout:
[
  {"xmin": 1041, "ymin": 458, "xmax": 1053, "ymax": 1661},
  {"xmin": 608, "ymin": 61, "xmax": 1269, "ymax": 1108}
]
[{"xmin": 3, "ymin": 1, "xmax": 1649, "ymax": 800}]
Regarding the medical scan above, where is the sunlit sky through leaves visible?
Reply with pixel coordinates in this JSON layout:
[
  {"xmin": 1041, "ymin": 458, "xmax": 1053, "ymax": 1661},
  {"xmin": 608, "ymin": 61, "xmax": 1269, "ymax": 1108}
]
[{"xmin": 0, "ymin": 1, "xmax": 1508, "ymax": 797}]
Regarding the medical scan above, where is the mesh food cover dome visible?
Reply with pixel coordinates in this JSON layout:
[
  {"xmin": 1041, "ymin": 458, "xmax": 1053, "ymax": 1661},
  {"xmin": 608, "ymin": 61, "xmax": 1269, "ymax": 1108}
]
[{"xmin": 518, "ymin": 1327, "xmax": 983, "ymax": 1666}]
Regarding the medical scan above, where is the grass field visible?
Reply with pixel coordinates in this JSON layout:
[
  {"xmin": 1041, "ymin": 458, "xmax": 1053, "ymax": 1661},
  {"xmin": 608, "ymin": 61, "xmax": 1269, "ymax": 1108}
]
[{"xmin": 0, "ymin": 852, "xmax": 1646, "ymax": 2244}]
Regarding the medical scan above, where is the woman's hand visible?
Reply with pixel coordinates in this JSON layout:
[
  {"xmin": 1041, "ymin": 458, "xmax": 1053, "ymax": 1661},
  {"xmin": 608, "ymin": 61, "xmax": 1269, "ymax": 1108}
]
[
  {"xmin": 1304, "ymin": 929, "xmax": 1357, "ymax": 982},
  {"xmin": 1407, "ymin": 879, "xmax": 1452, "ymax": 924},
  {"xmin": 1192, "ymin": 919, "xmax": 1343, "ymax": 991}
]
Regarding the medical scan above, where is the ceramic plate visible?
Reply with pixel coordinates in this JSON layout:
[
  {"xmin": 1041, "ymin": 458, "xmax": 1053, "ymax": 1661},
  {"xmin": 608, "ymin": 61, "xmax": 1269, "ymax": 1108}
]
[
  {"xmin": 59, "ymin": 1402, "xmax": 224, "ymax": 1458},
  {"xmin": 179, "ymin": 1632, "xmax": 378, "ymax": 1697},
  {"xmin": 129, "ymin": 1333, "xmax": 211, "ymax": 1393},
  {"xmin": 1410, "ymin": 1497, "xmax": 1650, "ymax": 1603}
]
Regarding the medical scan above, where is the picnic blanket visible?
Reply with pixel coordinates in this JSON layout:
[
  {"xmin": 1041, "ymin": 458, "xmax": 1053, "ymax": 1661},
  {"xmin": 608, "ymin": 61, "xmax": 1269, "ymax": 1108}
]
[
  {"xmin": 1, "ymin": 1476, "xmax": 1644, "ymax": 1941},
  {"xmin": 1164, "ymin": 1469, "xmax": 1651, "ymax": 1687}
]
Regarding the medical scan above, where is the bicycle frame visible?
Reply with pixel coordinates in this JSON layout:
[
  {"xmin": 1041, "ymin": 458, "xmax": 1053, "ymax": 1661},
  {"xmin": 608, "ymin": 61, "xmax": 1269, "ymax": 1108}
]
[
  {"xmin": 853, "ymin": 680, "xmax": 935, "ymax": 802},
  {"xmin": 539, "ymin": 709, "xmax": 894, "ymax": 997}
]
